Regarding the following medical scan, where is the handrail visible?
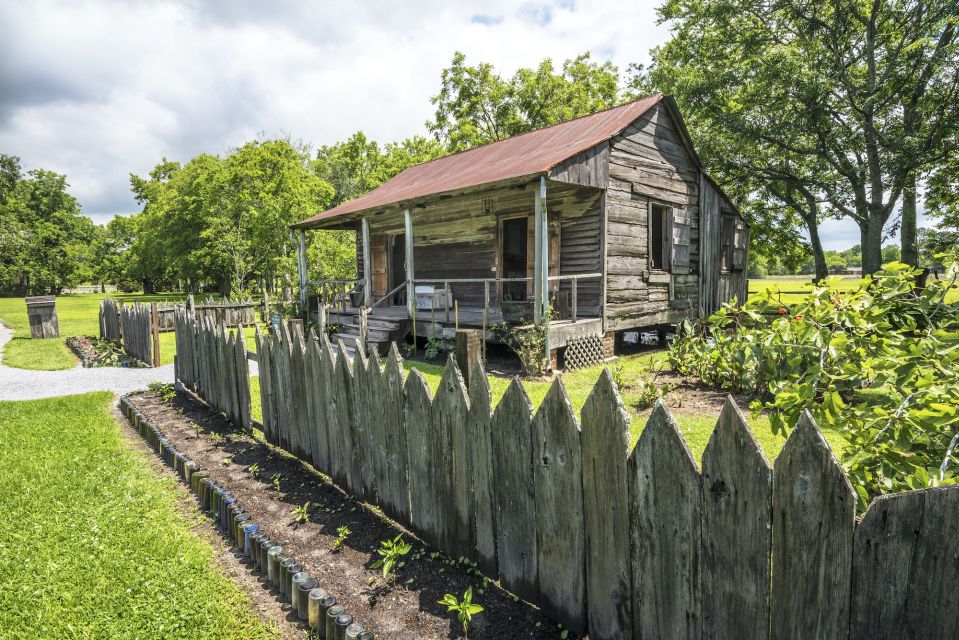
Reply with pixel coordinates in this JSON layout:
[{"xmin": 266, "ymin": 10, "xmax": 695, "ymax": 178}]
[
  {"xmin": 547, "ymin": 272, "xmax": 602, "ymax": 281},
  {"xmin": 413, "ymin": 277, "xmax": 532, "ymax": 284},
  {"xmin": 369, "ymin": 282, "xmax": 407, "ymax": 311}
]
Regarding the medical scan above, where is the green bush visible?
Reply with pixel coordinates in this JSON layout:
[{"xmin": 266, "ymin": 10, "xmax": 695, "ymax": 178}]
[{"xmin": 669, "ymin": 259, "xmax": 959, "ymax": 506}]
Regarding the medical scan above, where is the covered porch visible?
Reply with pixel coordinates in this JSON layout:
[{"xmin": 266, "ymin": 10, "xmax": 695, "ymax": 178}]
[{"xmin": 294, "ymin": 175, "xmax": 606, "ymax": 358}]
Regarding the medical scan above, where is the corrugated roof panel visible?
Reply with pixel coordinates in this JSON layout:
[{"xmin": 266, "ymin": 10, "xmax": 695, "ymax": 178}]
[{"xmin": 296, "ymin": 94, "xmax": 664, "ymax": 227}]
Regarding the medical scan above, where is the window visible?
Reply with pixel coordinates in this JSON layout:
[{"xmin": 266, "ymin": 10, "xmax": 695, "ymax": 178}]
[
  {"xmin": 650, "ymin": 203, "xmax": 669, "ymax": 271},
  {"xmin": 721, "ymin": 215, "xmax": 734, "ymax": 272}
]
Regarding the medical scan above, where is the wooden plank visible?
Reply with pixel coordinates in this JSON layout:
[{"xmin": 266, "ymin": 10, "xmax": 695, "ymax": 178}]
[
  {"xmin": 490, "ymin": 378, "xmax": 537, "ymax": 601},
  {"xmin": 405, "ymin": 369, "xmax": 437, "ymax": 545},
  {"xmin": 701, "ymin": 398, "xmax": 771, "ymax": 640},
  {"xmin": 351, "ymin": 348, "xmax": 375, "ymax": 501},
  {"xmin": 629, "ymin": 400, "xmax": 702, "ymax": 640},
  {"xmin": 433, "ymin": 356, "xmax": 471, "ymax": 557},
  {"xmin": 532, "ymin": 378, "xmax": 586, "ymax": 634},
  {"xmin": 366, "ymin": 345, "xmax": 388, "ymax": 508},
  {"xmin": 770, "ymin": 411, "xmax": 855, "ymax": 640},
  {"xmin": 321, "ymin": 336, "xmax": 342, "ymax": 481},
  {"xmin": 310, "ymin": 335, "xmax": 331, "ymax": 473},
  {"xmin": 849, "ymin": 485, "xmax": 959, "ymax": 640},
  {"xmin": 581, "ymin": 368, "xmax": 633, "ymax": 640},
  {"xmin": 289, "ymin": 326, "xmax": 308, "ymax": 458},
  {"xmin": 467, "ymin": 357, "xmax": 497, "ymax": 577},
  {"xmin": 256, "ymin": 326, "xmax": 274, "ymax": 442},
  {"xmin": 334, "ymin": 338, "xmax": 359, "ymax": 494},
  {"xmin": 382, "ymin": 344, "xmax": 410, "ymax": 523}
]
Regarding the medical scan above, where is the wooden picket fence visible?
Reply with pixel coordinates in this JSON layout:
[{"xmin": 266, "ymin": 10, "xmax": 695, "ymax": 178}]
[
  {"xmin": 173, "ymin": 308, "xmax": 251, "ymax": 429},
  {"xmin": 118, "ymin": 302, "xmax": 156, "ymax": 365},
  {"xmin": 176, "ymin": 317, "xmax": 959, "ymax": 640},
  {"xmin": 99, "ymin": 298, "xmax": 122, "ymax": 343}
]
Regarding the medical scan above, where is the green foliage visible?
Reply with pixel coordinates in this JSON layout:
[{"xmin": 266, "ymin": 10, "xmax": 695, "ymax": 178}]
[
  {"xmin": 148, "ymin": 382, "xmax": 176, "ymax": 403},
  {"xmin": 428, "ymin": 51, "xmax": 620, "ymax": 151},
  {"xmin": 290, "ymin": 502, "xmax": 310, "ymax": 524},
  {"xmin": 438, "ymin": 587, "xmax": 484, "ymax": 638},
  {"xmin": 424, "ymin": 336, "xmax": 453, "ymax": 360},
  {"xmin": 371, "ymin": 533, "xmax": 412, "ymax": 583},
  {"xmin": 670, "ymin": 259, "xmax": 959, "ymax": 506},
  {"xmin": 0, "ymin": 155, "xmax": 100, "ymax": 295},
  {"xmin": 489, "ymin": 307, "xmax": 553, "ymax": 376},
  {"xmin": 0, "ymin": 393, "xmax": 272, "ymax": 638},
  {"xmin": 333, "ymin": 525, "xmax": 351, "ymax": 552}
]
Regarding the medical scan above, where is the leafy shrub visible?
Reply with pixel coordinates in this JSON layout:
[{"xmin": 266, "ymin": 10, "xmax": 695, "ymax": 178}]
[
  {"xmin": 669, "ymin": 259, "xmax": 959, "ymax": 506},
  {"xmin": 424, "ymin": 336, "xmax": 454, "ymax": 360},
  {"xmin": 490, "ymin": 307, "xmax": 553, "ymax": 376}
]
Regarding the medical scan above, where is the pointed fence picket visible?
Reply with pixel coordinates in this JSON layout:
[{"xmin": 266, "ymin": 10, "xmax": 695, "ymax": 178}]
[{"xmin": 172, "ymin": 317, "xmax": 959, "ymax": 640}]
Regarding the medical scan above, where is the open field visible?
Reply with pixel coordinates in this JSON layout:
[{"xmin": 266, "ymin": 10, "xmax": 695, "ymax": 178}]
[
  {"xmin": 749, "ymin": 274, "xmax": 959, "ymax": 304},
  {"xmin": 0, "ymin": 392, "xmax": 275, "ymax": 639}
]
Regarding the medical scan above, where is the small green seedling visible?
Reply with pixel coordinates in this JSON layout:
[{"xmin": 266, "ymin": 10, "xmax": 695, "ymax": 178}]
[
  {"xmin": 272, "ymin": 474, "xmax": 282, "ymax": 492},
  {"xmin": 247, "ymin": 462, "xmax": 260, "ymax": 476},
  {"xmin": 291, "ymin": 502, "xmax": 310, "ymax": 524},
  {"xmin": 438, "ymin": 586, "xmax": 484, "ymax": 638},
  {"xmin": 333, "ymin": 525, "xmax": 351, "ymax": 551},
  {"xmin": 209, "ymin": 432, "xmax": 223, "ymax": 446},
  {"xmin": 371, "ymin": 533, "xmax": 411, "ymax": 583}
]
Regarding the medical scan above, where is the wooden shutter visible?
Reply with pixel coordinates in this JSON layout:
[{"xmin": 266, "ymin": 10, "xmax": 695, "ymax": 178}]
[
  {"xmin": 732, "ymin": 218, "xmax": 747, "ymax": 271},
  {"xmin": 670, "ymin": 208, "xmax": 691, "ymax": 275}
]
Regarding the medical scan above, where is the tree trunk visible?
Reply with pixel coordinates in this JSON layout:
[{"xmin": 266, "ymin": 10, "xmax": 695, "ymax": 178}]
[
  {"xmin": 901, "ymin": 172, "xmax": 918, "ymax": 266},
  {"xmin": 806, "ymin": 214, "xmax": 829, "ymax": 281},
  {"xmin": 861, "ymin": 220, "xmax": 885, "ymax": 275}
]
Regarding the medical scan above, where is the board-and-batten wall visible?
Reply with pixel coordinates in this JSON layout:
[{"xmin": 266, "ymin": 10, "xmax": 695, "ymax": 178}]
[
  {"xmin": 603, "ymin": 102, "xmax": 701, "ymax": 332},
  {"xmin": 353, "ymin": 180, "xmax": 603, "ymax": 312},
  {"xmin": 699, "ymin": 176, "xmax": 749, "ymax": 314}
]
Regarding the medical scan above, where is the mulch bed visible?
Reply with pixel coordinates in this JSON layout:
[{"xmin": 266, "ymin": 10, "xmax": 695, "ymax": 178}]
[
  {"xmin": 127, "ymin": 388, "xmax": 567, "ymax": 640},
  {"xmin": 67, "ymin": 335, "xmax": 143, "ymax": 368}
]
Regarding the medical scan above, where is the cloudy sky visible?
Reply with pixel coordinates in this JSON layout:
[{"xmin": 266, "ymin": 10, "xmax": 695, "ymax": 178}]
[{"xmin": 1, "ymin": 0, "xmax": 913, "ymax": 249}]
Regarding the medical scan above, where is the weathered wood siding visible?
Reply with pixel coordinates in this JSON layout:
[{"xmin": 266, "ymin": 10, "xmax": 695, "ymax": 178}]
[
  {"xmin": 604, "ymin": 102, "xmax": 701, "ymax": 331},
  {"xmin": 699, "ymin": 176, "xmax": 749, "ymax": 313}
]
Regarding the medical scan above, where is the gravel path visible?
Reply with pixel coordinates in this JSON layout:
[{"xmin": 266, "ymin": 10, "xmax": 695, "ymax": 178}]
[{"xmin": 0, "ymin": 324, "xmax": 176, "ymax": 401}]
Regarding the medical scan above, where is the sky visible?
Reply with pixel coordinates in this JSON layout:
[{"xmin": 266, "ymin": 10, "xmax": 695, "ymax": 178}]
[{"xmin": 0, "ymin": 0, "xmax": 923, "ymax": 250}]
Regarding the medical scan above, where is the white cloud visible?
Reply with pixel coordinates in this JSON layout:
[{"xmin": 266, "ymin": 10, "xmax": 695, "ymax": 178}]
[{"xmin": 0, "ymin": 0, "xmax": 669, "ymax": 223}]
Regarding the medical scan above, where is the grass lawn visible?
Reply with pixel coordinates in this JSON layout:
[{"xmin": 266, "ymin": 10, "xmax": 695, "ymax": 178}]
[
  {"xmin": 0, "ymin": 392, "xmax": 276, "ymax": 640},
  {"xmin": 251, "ymin": 347, "xmax": 847, "ymax": 466}
]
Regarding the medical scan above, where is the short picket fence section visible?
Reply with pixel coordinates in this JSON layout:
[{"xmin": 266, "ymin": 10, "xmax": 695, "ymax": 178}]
[
  {"xmin": 173, "ymin": 308, "xmax": 251, "ymax": 430},
  {"xmin": 178, "ymin": 316, "xmax": 959, "ymax": 640}
]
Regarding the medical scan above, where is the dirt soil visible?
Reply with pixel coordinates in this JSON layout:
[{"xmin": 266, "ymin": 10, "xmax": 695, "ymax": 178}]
[{"xmin": 127, "ymin": 389, "xmax": 569, "ymax": 640}]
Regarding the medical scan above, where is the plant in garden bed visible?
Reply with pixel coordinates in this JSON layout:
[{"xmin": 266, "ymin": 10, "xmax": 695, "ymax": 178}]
[
  {"xmin": 290, "ymin": 502, "xmax": 310, "ymax": 525},
  {"xmin": 438, "ymin": 587, "xmax": 484, "ymax": 639},
  {"xmin": 669, "ymin": 258, "xmax": 959, "ymax": 506},
  {"xmin": 371, "ymin": 533, "xmax": 412, "ymax": 584},
  {"xmin": 148, "ymin": 382, "xmax": 176, "ymax": 403},
  {"xmin": 424, "ymin": 336, "xmax": 454, "ymax": 360},
  {"xmin": 332, "ymin": 525, "xmax": 351, "ymax": 552}
]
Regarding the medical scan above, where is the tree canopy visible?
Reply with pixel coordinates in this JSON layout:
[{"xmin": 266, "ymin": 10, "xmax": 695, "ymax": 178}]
[{"xmin": 647, "ymin": 0, "xmax": 959, "ymax": 276}]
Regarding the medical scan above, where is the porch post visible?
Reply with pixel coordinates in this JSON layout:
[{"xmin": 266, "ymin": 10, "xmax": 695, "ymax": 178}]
[
  {"xmin": 296, "ymin": 228, "xmax": 308, "ymax": 320},
  {"xmin": 533, "ymin": 176, "xmax": 550, "ymax": 368},
  {"xmin": 404, "ymin": 208, "xmax": 415, "ymax": 320},
  {"xmin": 361, "ymin": 217, "xmax": 372, "ymax": 306},
  {"xmin": 533, "ymin": 176, "xmax": 549, "ymax": 323}
]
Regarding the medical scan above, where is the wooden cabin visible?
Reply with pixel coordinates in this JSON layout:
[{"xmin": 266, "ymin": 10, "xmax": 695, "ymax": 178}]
[{"xmin": 293, "ymin": 94, "xmax": 748, "ymax": 368}]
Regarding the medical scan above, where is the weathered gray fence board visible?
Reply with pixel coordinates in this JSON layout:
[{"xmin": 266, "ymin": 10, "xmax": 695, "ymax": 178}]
[
  {"xmin": 405, "ymin": 369, "xmax": 437, "ymax": 544},
  {"xmin": 306, "ymin": 335, "xmax": 329, "ymax": 473},
  {"xmin": 367, "ymin": 347, "xmax": 389, "ymax": 508},
  {"xmin": 701, "ymin": 398, "xmax": 771, "ymax": 640},
  {"xmin": 382, "ymin": 345, "xmax": 409, "ymax": 523},
  {"xmin": 849, "ymin": 485, "xmax": 959, "ymax": 639},
  {"xmin": 490, "ymin": 378, "xmax": 537, "ymax": 601},
  {"xmin": 435, "ymin": 357, "xmax": 472, "ymax": 558},
  {"xmin": 467, "ymin": 358, "xmax": 497, "ymax": 577},
  {"xmin": 770, "ymin": 411, "xmax": 855, "ymax": 640},
  {"xmin": 255, "ymin": 326, "xmax": 274, "ymax": 438},
  {"xmin": 292, "ymin": 325, "xmax": 310, "ymax": 459},
  {"xmin": 99, "ymin": 298, "xmax": 121, "ymax": 342},
  {"xmin": 351, "ymin": 349, "xmax": 375, "ymax": 501},
  {"xmin": 321, "ymin": 337, "xmax": 344, "ymax": 485},
  {"xmin": 581, "ymin": 369, "xmax": 633, "ymax": 640},
  {"xmin": 629, "ymin": 400, "xmax": 702, "ymax": 640},
  {"xmin": 533, "ymin": 378, "xmax": 586, "ymax": 634},
  {"xmin": 335, "ymin": 339, "xmax": 360, "ymax": 496}
]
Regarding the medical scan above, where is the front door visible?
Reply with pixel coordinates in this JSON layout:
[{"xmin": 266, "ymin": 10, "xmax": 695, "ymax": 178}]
[
  {"xmin": 389, "ymin": 233, "xmax": 406, "ymax": 305},
  {"xmin": 370, "ymin": 234, "xmax": 388, "ymax": 300},
  {"xmin": 501, "ymin": 216, "xmax": 528, "ymax": 301}
]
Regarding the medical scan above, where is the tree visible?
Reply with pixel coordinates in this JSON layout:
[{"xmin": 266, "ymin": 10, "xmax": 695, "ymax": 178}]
[
  {"xmin": 0, "ymin": 157, "xmax": 98, "ymax": 295},
  {"xmin": 428, "ymin": 52, "xmax": 621, "ymax": 151},
  {"xmin": 649, "ymin": 0, "xmax": 959, "ymax": 274}
]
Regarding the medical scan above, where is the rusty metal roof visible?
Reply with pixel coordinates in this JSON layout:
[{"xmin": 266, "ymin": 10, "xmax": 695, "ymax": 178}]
[{"xmin": 295, "ymin": 94, "xmax": 665, "ymax": 228}]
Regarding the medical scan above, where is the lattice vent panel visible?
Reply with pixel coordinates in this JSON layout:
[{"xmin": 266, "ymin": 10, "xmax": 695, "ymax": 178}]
[{"xmin": 564, "ymin": 334, "xmax": 605, "ymax": 370}]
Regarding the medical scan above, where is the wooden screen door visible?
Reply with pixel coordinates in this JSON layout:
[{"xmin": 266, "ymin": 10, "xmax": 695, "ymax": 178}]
[
  {"xmin": 370, "ymin": 234, "xmax": 388, "ymax": 300},
  {"xmin": 388, "ymin": 233, "xmax": 406, "ymax": 305}
]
